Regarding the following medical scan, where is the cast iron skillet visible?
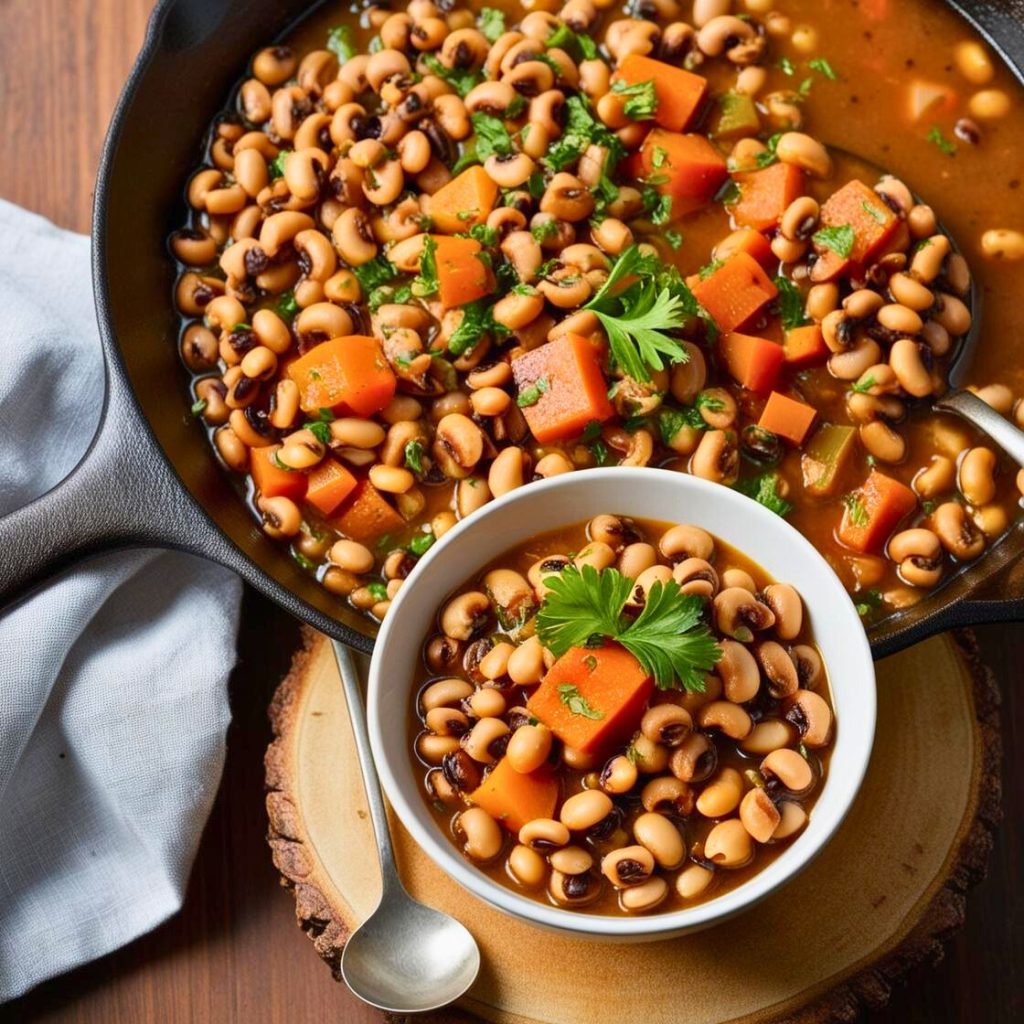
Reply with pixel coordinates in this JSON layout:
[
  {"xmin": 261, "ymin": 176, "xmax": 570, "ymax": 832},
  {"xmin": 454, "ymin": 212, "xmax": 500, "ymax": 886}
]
[{"xmin": 0, "ymin": 0, "xmax": 1022, "ymax": 657}]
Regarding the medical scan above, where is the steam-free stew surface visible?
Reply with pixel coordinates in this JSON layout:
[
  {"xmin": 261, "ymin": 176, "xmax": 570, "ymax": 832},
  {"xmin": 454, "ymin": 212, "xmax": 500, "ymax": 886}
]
[{"xmin": 174, "ymin": 0, "xmax": 1024, "ymax": 629}]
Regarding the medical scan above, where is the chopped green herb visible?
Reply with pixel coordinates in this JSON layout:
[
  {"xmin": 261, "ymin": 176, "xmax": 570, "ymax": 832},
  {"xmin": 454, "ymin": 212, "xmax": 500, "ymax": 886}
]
[
  {"xmin": 411, "ymin": 235, "xmax": 439, "ymax": 297},
  {"xmin": 268, "ymin": 150, "xmax": 290, "ymax": 180},
  {"xmin": 448, "ymin": 299, "xmax": 499, "ymax": 357},
  {"xmin": 855, "ymin": 588, "xmax": 883, "ymax": 616},
  {"xmin": 469, "ymin": 223, "xmax": 499, "ymax": 246},
  {"xmin": 546, "ymin": 22, "xmax": 598, "ymax": 61},
  {"xmin": 531, "ymin": 219, "xmax": 560, "ymax": 243},
  {"xmin": 536, "ymin": 564, "xmax": 721, "ymax": 691},
  {"xmin": 583, "ymin": 654, "xmax": 599, "ymax": 673},
  {"xmin": 699, "ymin": 258, "xmax": 724, "ymax": 281},
  {"xmin": 305, "ymin": 420, "xmax": 332, "ymax": 445},
  {"xmin": 557, "ymin": 683, "xmax": 604, "ymax": 719},
  {"xmin": 353, "ymin": 255, "xmax": 398, "ymax": 293},
  {"xmin": 404, "ymin": 439, "xmax": 424, "ymax": 474},
  {"xmin": 422, "ymin": 53, "xmax": 482, "ymax": 98},
  {"xmin": 927, "ymin": 125, "xmax": 957, "ymax": 156},
  {"xmin": 851, "ymin": 374, "xmax": 877, "ymax": 394},
  {"xmin": 665, "ymin": 230, "xmax": 684, "ymax": 250},
  {"xmin": 798, "ymin": 76, "xmax": 814, "ymax": 96},
  {"xmin": 453, "ymin": 111, "xmax": 515, "ymax": 173},
  {"xmin": 590, "ymin": 439, "xmax": 610, "ymax": 465},
  {"xmin": 921, "ymin": 499, "xmax": 936, "ymax": 515},
  {"xmin": 813, "ymin": 223, "xmax": 856, "ymax": 258},
  {"xmin": 658, "ymin": 405, "xmax": 705, "ymax": 444},
  {"xmin": 753, "ymin": 133, "xmax": 783, "ymax": 169},
  {"xmin": 695, "ymin": 392, "xmax": 725, "ymax": 413},
  {"xmin": 774, "ymin": 275, "xmax": 811, "ymax": 330},
  {"xmin": 641, "ymin": 186, "xmax": 674, "ymax": 225},
  {"xmin": 651, "ymin": 146, "xmax": 668, "ymax": 170},
  {"xmin": 478, "ymin": 7, "xmax": 505, "ymax": 43},
  {"xmin": 625, "ymin": 743, "xmax": 639, "ymax": 765},
  {"xmin": 517, "ymin": 377, "xmax": 550, "ymax": 408},
  {"xmin": 580, "ymin": 420, "xmax": 603, "ymax": 444},
  {"xmin": 736, "ymin": 473, "xmax": 793, "ymax": 517},
  {"xmin": 409, "ymin": 529, "xmax": 435, "ymax": 557},
  {"xmin": 716, "ymin": 178, "xmax": 742, "ymax": 206},
  {"xmin": 326, "ymin": 25, "xmax": 356, "ymax": 62},
  {"xmin": 191, "ymin": 399, "xmax": 207, "ymax": 417},
  {"xmin": 274, "ymin": 290, "xmax": 299, "ymax": 321},
  {"xmin": 777, "ymin": 56, "xmax": 795, "ymax": 76},
  {"xmin": 366, "ymin": 581, "xmax": 389, "ymax": 602},
  {"xmin": 611, "ymin": 78, "xmax": 658, "ymax": 120},
  {"xmin": 808, "ymin": 57, "xmax": 838, "ymax": 80},
  {"xmin": 861, "ymin": 200, "xmax": 886, "ymax": 224},
  {"xmin": 543, "ymin": 95, "xmax": 624, "ymax": 175},
  {"xmin": 292, "ymin": 550, "xmax": 317, "ymax": 572},
  {"xmin": 843, "ymin": 493, "xmax": 870, "ymax": 527}
]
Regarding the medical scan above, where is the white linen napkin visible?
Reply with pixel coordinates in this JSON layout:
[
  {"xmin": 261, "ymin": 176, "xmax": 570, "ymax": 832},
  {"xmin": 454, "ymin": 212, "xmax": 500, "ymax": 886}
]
[{"xmin": 0, "ymin": 199, "xmax": 242, "ymax": 1001}]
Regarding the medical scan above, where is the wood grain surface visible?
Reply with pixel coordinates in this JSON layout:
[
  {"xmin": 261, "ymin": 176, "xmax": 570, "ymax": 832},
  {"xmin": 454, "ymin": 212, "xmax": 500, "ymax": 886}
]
[{"xmin": 0, "ymin": 2, "xmax": 1021, "ymax": 1022}]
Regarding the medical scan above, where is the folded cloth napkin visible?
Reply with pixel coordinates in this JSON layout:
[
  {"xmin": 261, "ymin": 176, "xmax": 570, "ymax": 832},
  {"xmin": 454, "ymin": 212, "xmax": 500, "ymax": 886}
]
[{"xmin": 0, "ymin": 199, "xmax": 242, "ymax": 1001}]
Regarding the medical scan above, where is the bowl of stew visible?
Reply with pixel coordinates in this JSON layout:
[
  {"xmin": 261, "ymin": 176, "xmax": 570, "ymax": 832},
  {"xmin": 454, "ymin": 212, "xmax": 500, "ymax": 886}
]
[
  {"xmin": 168, "ymin": 0, "xmax": 1024, "ymax": 655},
  {"xmin": 367, "ymin": 467, "xmax": 875, "ymax": 938}
]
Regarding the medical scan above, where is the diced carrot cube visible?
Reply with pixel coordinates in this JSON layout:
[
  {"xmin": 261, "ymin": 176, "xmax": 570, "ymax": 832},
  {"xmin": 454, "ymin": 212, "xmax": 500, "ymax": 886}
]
[
  {"xmin": 527, "ymin": 644, "xmax": 654, "ymax": 756},
  {"xmin": 614, "ymin": 54, "xmax": 708, "ymax": 133},
  {"xmin": 427, "ymin": 166, "xmax": 499, "ymax": 234},
  {"xmin": 469, "ymin": 758, "xmax": 559, "ymax": 834},
  {"xmin": 758, "ymin": 391, "xmax": 817, "ymax": 446},
  {"xmin": 719, "ymin": 228, "xmax": 775, "ymax": 269},
  {"xmin": 692, "ymin": 251, "xmax": 778, "ymax": 333},
  {"xmin": 731, "ymin": 162, "xmax": 805, "ymax": 231},
  {"xmin": 287, "ymin": 335, "xmax": 396, "ymax": 418},
  {"xmin": 639, "ymin": 128, "xmax": 729, "ymax": 217},
  {"xmin": 818, "ymin": 179, "xmax": 899, "ymax": 265},
  {"xmin": 250, "ymin": 445, "xmax": 307, "ymax": 502},
  {"xmin": 837, "ymin": 469, "xmax": 918, "ymax": 554},
  {"xmin": 433, "ymin": 235, "xmax": 494, "ymax": 309},
  {"xmin": 783, "ymin": 323, "xmax": 829, "ymax": 368},
  {"xmin": 330, "ymin": 478, "xmax": 404, "ymax": 543},
  {"xmin": 512, "ymin": 334, "xmax": 614, "ymax": 444},
  {"xmin": 718, "ymin": 331, "xmax": 785, "ymax": 393},
  {"xmin": 304, "ymin": 457, "xmax": 358, "ymax": 516}
]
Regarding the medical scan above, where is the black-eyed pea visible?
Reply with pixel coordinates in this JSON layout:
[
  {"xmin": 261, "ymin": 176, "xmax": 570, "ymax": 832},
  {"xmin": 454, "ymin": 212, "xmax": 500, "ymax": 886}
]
[
  {"xmin": 549, "ymin": 845, "xmax": 594, "ymax": 879},
  {"xmin": 757, "ymin": 583, "xmax": 802, "ymax": 641},
  {"xmin": 913, "ymin": 454, "xmax": 956, "ymax": 498},
  {"xmin": 488, "ymin": 446, "xmax": 527, "ymax": 498},
  {"xmin": 425, "ymin": 706, "xmax": 470, "ymax": 737},
  {"xmin": 715, "ymin": 639, "xmax": 760, "ymax": 703},
  {"xmin": 909, "ymin": 234, "xmax": 951, "ymax": 283},
  {"xmin": 601, "ymin": 845, "xmax": 655, "ymax": 888},
  {"xmin": 959, "ymin": 446, "xmax": 998, "ymax": 506},
  {"xmin": 440, "ymin": 591, "xmax": 489, "ymax": 641},
  {"xmin": 600, "ymin": 754, "xmax": 639, "ymax": 796},
  {"xmin": 508, "ymin": 843, "xmax": 547, "ymax": 888},
  {"xmin": 465, "ymin": 687, "xmax": 507, "ymax": 720},
  {"xmin": 713, "ymin": 587, "xmax": 775, "ymax": 641},
  {"xmin": 506, "ymin": 724, "xmax": 553, "ymax": 774},
  {"xmin": 214, "ymin": 426, "xmax": 249, "ymax": 472},
  {"xmin": 741, "ymin": 719, "xmax": 797, "ymax": 757},
  {"xmin": 906, "ymin": 204, "xmax": 938, "ymax": 240},
  {"xmin": 574, "ymin": 540, "xmax": 617, "ymax": 571},
  {"xmin": 704, "ymin": 818, "xmax": 754, "ymax": 868},
  {"xmin": 455, "ymin": 807, "xmax": 504, "ymax": 862},
  {"xmin": 535, "ymin": 452, "xmax": 575, "ymax": 477},
  {"xmin": 805, "ymin": 282, "xmax": 839, "ymax": 321},
  {"xmin": 720, "ymin": 567, "xmax": 756, "ymax": 593},
  {"xmin": 640, "ymin": 705, "xmax": 693, "ymax": 748},
  {"xmin": 760, "ymin": 748, "xmax": 814, "ymax": 794},
  {"xmin": 970, "ymin": 383, "xmax": 1015, "ymax": 415},
  {"xmin": 672, "ymin": 558, "xmax": 719, "ymax": 599},
  {"xmin": 669, "ymin": 733, "xmax": 718, "ymax": 783},
  {"xmin": 630, "ymin": 734, "xmax": 670, "ymax": 774},
  {"xmin": 478, "ymin": 642, "xmax": 514, "ymax": 681},
  {"xmin": 616, "ymin": 542, "xmax": 657, "ymax": 580},
  {"xmin": 695, "ymin": 766, "xmax": 744, "ymax": 818},
  {"xmin": 640, "ymin": 775, "xmax": 695, "ymax": 817},
  {"xmin": 561, "ymin": 745, "xmax": 598, "ymax": 772},
  {"xmin": 780, "ymin": 196, "xmax": 820, "ymax": 242},
  {"xmin": 227, "ymin": 408, "xmax": 273, "ymax": 449},
  {"xmin": 659, "ymin": 523, "xmax": 714, "ymax": 562},
  {"xmin": 619, "ymin": 875, "xmax": 668, "ymax": 913},
  {"xmin": 954, "ymin": 40, "xmax": 995, "ymax": 84},
  {"xmin": 889, "ymin": 338, "xmax": 934, "ymax": 398},
  {"xmin": 194, "ymin": 378, "xmax": 229, "ymax": 425},
  {"xmin": 560, "ymin": 790, "xmax": 614, "ymax": 832},
  {"xmin": 888, "ymin": 272, "xmax": 934, "ymax": 312},
  {"xmin": 973, "ymin": 504, "xmax": 1009, "ymax": 538},
  {"xmin": 739, "ymin": 787, "xmax": 781, "ymax": 843},
  {"xmin": 507, "ymin": 635, "xmax": 545, "ymax": 685},
  {"xmin": 933, "ymin": 501, "xmax": 986, "ymax": 560},
  {"xmin": 791, "ymin": 645, "xmax": 824, "ymax": 690},
  {"xmin": 859, "ymin": 420, "xmax": 907, "ymax": 464},
  {"xmin": 386, "ymin": 579, "xmax": 404, "ymax": 601},
  {"xmin": 774, "ymin": 131, "xmax": 832, "ymax": 178},
  {"xmin": 690, "ymin": 429, "xmax": 739, "ymax": 485},
  {"xmin": 368, "ymin": 464, "xmax": 416, "ymax": 495},
  {"xmin": 633, "ymin": 812, "xmax": 685, "ymax": 869},
  {"xmin": 932, "ymin": 292, "xmax": 972, "ymax": 336},
  {"xmin": 877, "ymin": 303, "xmax": 924, "ymax": 335},
  {"xmin": 463, "ymin": 716, "xmax": 510, "ymax": 765},
  {"xmin": 772, "ymin": 800, "xmax": 808, "ymax": 840},
  {"xmin": 416, "ymin": 731, "xmax": 461, "ymax": 765},
  {"xmin": 539, "ymin": 172, "xmax": 595, "ymax": 222},
  {"xmin": 329, "ymin": 539, "xmax": 375, "ymax": 575},
  {"xmin": 628, "ymin": 564, "xmax": 673, "ymax": 608},
  {"xmin": 675, "ymin": 862, "xmax": 715, "ymax": 899},
  {"xmin": 783, "ymin": 690, "xmax": 833, "ymax": 748},
  {"xmin": 980, "ymin": 228, "xmax": 1024, "ymax": 262},
  {"xmin": 969, "ymin": 88, "xmax": 1011, "ymax": 119},
  {"xmin": 548, "ymin": 868, "xmax": 602, "ymax": 906}
]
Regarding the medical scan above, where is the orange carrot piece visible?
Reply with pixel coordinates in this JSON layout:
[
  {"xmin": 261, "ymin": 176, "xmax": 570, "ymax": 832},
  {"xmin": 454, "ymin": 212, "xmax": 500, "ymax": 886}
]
[
  {"xmin": 330, "ymin": 478, "xmax": 405, "ymax": 543},
  {"xmin": 433, "ymin": 235, "xmax": 495, "ymax": 309},
  {"xmin": 468, "ymin": 758, "xmax": 559, "ymax": 834},
  {"xmin": 819, "ymin": 179, "xmax": 899, "ymax": 265},
  {"xmin": 512, "ymin": 334, "xmax": 614, "ymax": 443},
  {"xmin": 718, "ymin": 331, "xmax": 785, "ymax": 394},
  {"xmin": 692, "ymin": 251, "xmax": 778, "ymax": 333},
  {"xmin": 287, "ymin": 335, "xmax": 396, "ymax": 417},
  {"xmin": 783, "ymin": 323, "xmax": 830, "ymax": 368},
  {"xmin": 250, "ymin": 445, "xmax": 307, "ymax": 502},
  {"xmin": 614, "ymin": 54, "xmax": 708, "ymax": 133},
  {"xmin": 731, "ymin": 162, "xmax": 805, "ymax": 231},
  {"xmin": 427, "ymin": 166, "xmax": 499, "ymax": 234},
  {"xmin": 304, "ymin": 457, "xmax": 358, "ymax": 516},
  {"xmin": 758, "ymin": 391, "xmax": 817, "ymax": 446},
  {"xmin": 527, "ymin": 644, "xmax": 654, "ymax": 756},
  {"xmin": 721, "ymin": 228, "xmax": 775, "ymax": 269},
  {"xmin": 837, "ymin": 469, "xmax": 918, "ymax": 554},
  {"xmin": 639, "ymin": 128, "xmax": 729, "ymax": 216}
]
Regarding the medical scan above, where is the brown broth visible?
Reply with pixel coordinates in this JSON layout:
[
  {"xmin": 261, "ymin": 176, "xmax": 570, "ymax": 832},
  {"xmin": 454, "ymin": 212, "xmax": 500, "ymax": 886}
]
[{"xmin": 409, "ymin": 517, "xmax": 835, "ymax": 915}]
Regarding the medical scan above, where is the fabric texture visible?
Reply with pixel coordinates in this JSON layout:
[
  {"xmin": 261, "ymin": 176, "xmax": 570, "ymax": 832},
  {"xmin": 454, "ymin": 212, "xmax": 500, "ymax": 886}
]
[{"xmin": 0, "ymin": 199, "xmax": 242, "ymax": 1001}]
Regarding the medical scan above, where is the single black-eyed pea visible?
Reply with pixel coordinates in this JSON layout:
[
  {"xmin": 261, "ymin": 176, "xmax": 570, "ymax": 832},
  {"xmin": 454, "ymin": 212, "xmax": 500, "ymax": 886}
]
[
  {"xmin": 783, "ymin": 689, "xmax": 834, "ymax": 748},
  {"xmin": 455, "ymin": 807, "xmax": 503, "ymax": 862},
  {"xmin": 602, "ymin": 845, "xmax": 655, "ymax": 888},
  {"xmin": 633, "ymin": 812, "xmax": 685, "ymax": 869},
  {"xmin": 761, "ymin": 748, "xmax": 814, "ymax": 794},
  {"xmin": 600, "ymin": 754, "xmax": 639, "ymax": 795},
  {"xmin": 695, "ymin": 766, "xmax": 744, "ymax": 818},
  {"xmin": 676, "ymin": 862, "xmax": 715, "ymax": 899},
  {"xmin": 772, "ymin": 800, "xmax": 808, "ymax": 839},
  {"xmin": 508, "ymin": 844, "xmax": 547, "ymax": 888},
  {"xmin": 620, "ymin": 875, "xmax": 669, "ymax": 913},
  {"xmin": 560, "ymin": 790, "xmax": 614, "ymax": 831},
  {"xmin": 704, "ymin": 818, "xmax": 754, "ymax": 868},
  {"xmin": 739, "ymin": 787, "xmax": 781, "ymax": 843},
  {"xmin": 669, "ymin": 732, "xmax": 718, "ymax": 783},
  {"xmin": 506, "ymin": 723, "xmax": 553, "ymax": 774}
]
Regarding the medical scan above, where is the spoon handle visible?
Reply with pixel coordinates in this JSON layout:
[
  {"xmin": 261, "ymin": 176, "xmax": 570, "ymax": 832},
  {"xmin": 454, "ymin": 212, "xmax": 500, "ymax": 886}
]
[
  {"xmin": 332, "ymin": 639, "xmax": 404, "ymax": 898},
  {"xmin": 937, "ymin": 390, "xmax": 1024, "ymax": 466}
]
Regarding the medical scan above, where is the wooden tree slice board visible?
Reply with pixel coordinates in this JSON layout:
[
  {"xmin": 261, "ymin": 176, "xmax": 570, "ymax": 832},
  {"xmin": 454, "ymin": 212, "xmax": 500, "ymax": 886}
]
[{"xmin": 265, "ymin": 629, "xmax": 1001, "ymax": 1024}]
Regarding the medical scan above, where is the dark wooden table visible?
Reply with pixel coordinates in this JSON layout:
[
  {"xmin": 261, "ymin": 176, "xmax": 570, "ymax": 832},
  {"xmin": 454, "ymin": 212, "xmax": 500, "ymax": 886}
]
[{"xmin": 2, "ymin": 2, "xmax": 1021, "ymax": 1021}]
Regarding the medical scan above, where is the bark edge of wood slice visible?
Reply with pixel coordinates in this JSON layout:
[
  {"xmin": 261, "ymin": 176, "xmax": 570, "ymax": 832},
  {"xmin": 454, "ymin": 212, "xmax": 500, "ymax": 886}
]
[{"xmin": 265, "ymin": 630, "xmax": 1001, "ymax": 1024}]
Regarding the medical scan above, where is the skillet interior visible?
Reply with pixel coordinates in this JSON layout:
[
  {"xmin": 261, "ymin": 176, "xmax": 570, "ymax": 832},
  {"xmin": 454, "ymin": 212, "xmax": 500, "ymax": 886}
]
[{"xmin": 93, "ymin": 0, "xmax": 1024, "ymax": 657}]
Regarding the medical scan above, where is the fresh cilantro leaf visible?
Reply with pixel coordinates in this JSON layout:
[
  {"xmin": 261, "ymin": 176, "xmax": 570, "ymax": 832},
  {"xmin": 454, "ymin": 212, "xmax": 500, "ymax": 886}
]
[
  {"xmin": 651, "ymin": 145, "xmax": 668, "ymax": 169},
  {"xmin": 353, "ymin": 255, "xmax": 398, "ymax": 293},
  {"xmin": 777, "ymin": 56, "xmax": 795, "ymax": 76},
  {"xmin": 808, "ymin": 57, "xmax": 838, "ymax": 80},
  {"xmin": 590, "ymin": 439, "xmax": 610, "ymax": 465},
  {"xmin": 412, "ymin": 235, "xmax": 438, "ymax": 297},
  {"xmin": 517, "ymin": 377, "xmax": 550, "ymax": 407},
  {"xmin": 557, "ymin": 683, "xmax": 604, "ymax": 719},
  {"xmin": 753, "ymin": 133, "xmax": 783, "ymax": 169},
  {"xmin": 641, "ymin": 186, "xmax": 674, "ymax": 225},
  {"xmin": 543, "ymin": 95, "xmax": 624, "ymax": 174},
  {"xmin": 191, "ymin": 398, "xmax": 207, "ymax": 417},
  {"xmin": 699, "ymin": 258, "xmax": 724, "ymax": 281},
  {"xmin": 927, "ymin": 125, "xmax": 957, "ymax": 156},
  {"xmin": 448, "ymin": 300, "xmax": 498, "ymax": 357},
  {"xmin": 305, "ymin": 420, "xmax": 332, "ymax": 445},
  {"xmin": 268, "ymin": 150, "xmax": 290, "ymax": 180},
  {"xmin": 583, "ymin": 245, "xmax": 688, "ymax": 382},
  {"xmin": 851, "ymin": 374, "xmax": 876, "ymax": 394},
  {"xmin": 799, "ymin": 76, "xmax": 814, "ymax": 96},
  {"xmin": 478, "ymin": 7, "xmax": 505, "ymax": 43},
  {"xmin": 861, "ymin": 200, "xmax": 885, "ymax": 224},
  {"xmin": 736, "ymin": 472, "xmax": 792, "ymax": 517},
  {"xmin": 274, "ymin": 290, "xmax": 299, "ymax": 321},
  {"xmin": 695, "ymin": 392, "xmax": 725, "ymax": 413},
  {"xmin": 422, "ymin": 53, "xmax": 482, "ymax": 98},
  {"xmin": 611, "ymin": 78, "xmax": 658, "ymax": 120},
  {"xmin": 469, "ymin": 223, "xmax": 499, "ymax": 246},
  {"xmin": 453, "ymin": 111, "xmax": 515, "ymax": 173},
  {"xmin": 531, "ymin": 219, "xmax": 560, "ymax": 243},
  {"xmin": 326, "ymin": 25, "xmax": 356, "ymax": 62},
  {"xmin": 546, "ymin": 22, "xmax": 598, "ymax": 61},
  {"xmin": 658, "ymin": 405, "xmax": 705, "ymax": 444},
  {"xmin": 665, "ymin": 230, "xmax": 683, "ymax": 250},
  {"xmin": 813, "ymin": 224, "xmax": 855, "ymax": 258},
  {"xmin": 292, "ymin": 549, "xmax": 317, "ymax": 572},
  {"xmin": 366, "ymin": 581, "xmax": 389, "ymax": 602},
  {"xmin": 537, "ymin": 563, "xmax": 633, "ymax": 654},
  {"xmin": 409, "ymin": 529, "xmax": 435, "ymax": 557},
  {"xmin": 774, "ymin": 275, "xmax": 810, "ymax": 329},
  {"xmin": 843, "ymin": 492, "xmax": 870, "ymax": 526},
  {"xmin": 404, "ymin": 439, "xmax": 424, "ymax": 474},
  {"xmin": 717, "ymin": 179, "xmax": 741, "ymax": 206}
]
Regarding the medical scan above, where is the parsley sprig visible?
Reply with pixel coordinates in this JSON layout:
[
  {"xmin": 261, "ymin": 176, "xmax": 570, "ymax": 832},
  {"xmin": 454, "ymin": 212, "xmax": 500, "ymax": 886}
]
[{"xmin": 536, "ymin": 564, "xmax": 721, "ymax": 691}]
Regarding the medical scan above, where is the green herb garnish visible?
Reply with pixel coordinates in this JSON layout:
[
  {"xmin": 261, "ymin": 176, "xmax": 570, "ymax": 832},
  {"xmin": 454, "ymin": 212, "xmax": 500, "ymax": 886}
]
[
  {"xmin": 536, "ymin": 564, "xmax": 720, "ymax": 691},
  {"xmin": 353, "ymin": 255, "xmax": 398, "ymax": 293},
  {"xmin": 843, "ymin": 493, "xmax": 870, "ymax": 527},
  {"xmin": 546, "ymin": 22, "xmax": 598, "ymax": 61},
  {"xmin": 191, "ymin": 399, "xmax": 207, "ymax": 417},
  {"xmin": 927, "ymin": 125, "xmax": 957, "ymax": 156},
  {"xmin": 268, "ymin": 150, "xmax": 290, "ymax": 180},
  {"xmin": 851, "ymin": 374, "xmax": 877, "ymax": 394},
  {"xmin": 813, "ymin": 224, "xmax": 856, "ymax": 258},
  {"xmin": 774, "ymin": 275, "xmax": 810, "ymax": 329},
  {"xmin": 305, "ymin": 420, "xmax": 332, "ymax": 445},
  {"xmin": 422, "ymin": 53, "xmax": 482, "ymax": 98},
  {"xmin": 411, "ymin": 235, "xmax": 438, "ymax": 297},
  {"xmin": 855, "ymin": 588, "xmax": 883, "ymax": 616},
  {"xmin": 478, "ymin": 7, "xmax": 505, "ymax": 43},
  {"xmin": 274, "ymin": 290, "xmax": 299, "ymax": 321},
  {"xmin": 861, "ymin": 200, "xmax": 886, "ymax": 224},
  {"xmin": 366, "ymin": 581, "xmax": 389, "ymax": 602},
  {"xmin": 409, "ymin": 529, "xmax": 435, "ymax": 557},
  {"xmin": 448, "ymin": 300, "xmax": 500, "ymax": 357},
  {"xmin": 517, "ymin": 377, "xmax": 550, "ymax": 408},
  {"xmin": 404, "ymin": 439, "xmax": 424, "ymax": 474},
  {"xmin": 808, "ymin": 57, "xmax": 837, "ymax": 80},
  {"xmin": 736, "ymin": 473, "xmax": 793, "ymax": 517},
  {"xmin": 557, "ymin": 683, "xmax": 604, "ymax": 719},
  {"xmin": 658, "ymin": 405, "xmax": 705, "ymax": 444},
  {"xmin": 611, "ymin": 78, "xmax": 658, "ymax": 120}
]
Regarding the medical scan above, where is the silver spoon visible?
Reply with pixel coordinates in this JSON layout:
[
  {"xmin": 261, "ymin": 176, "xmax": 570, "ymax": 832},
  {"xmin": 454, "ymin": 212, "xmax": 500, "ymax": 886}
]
[{"xmin": 332, "ymin": 640, "xmax": 481, "ymax": 1013}]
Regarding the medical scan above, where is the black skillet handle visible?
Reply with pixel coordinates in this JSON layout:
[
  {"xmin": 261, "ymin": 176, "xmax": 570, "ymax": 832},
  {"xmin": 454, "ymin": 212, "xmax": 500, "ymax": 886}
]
[{"xmin": 0, "ymin": 378, "xmax": 219, "ymax": 612}]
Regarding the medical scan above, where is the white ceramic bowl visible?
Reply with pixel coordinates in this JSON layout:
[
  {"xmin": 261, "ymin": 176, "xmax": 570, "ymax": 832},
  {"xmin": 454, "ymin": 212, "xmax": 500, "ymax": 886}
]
[{"xmin": 367, "ymin": 468, "xmax": 875, "ymax": 940}]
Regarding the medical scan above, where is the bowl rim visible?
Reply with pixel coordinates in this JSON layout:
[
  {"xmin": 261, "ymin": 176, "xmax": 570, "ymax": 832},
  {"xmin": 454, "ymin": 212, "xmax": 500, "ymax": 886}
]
[{"xmin": 367, "ymin": 467, "xmax": 876, "ymax": 938}]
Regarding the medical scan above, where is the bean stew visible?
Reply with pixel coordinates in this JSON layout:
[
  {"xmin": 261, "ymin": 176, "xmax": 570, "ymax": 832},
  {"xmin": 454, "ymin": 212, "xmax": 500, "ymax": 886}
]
[
  {"xmin": 411, "ymin": 514, "xmax": 833, "ymax": 914},
  {"xmin": 171, "ymin": 0, "xmax": 1024, "ymax": 628}
]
